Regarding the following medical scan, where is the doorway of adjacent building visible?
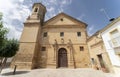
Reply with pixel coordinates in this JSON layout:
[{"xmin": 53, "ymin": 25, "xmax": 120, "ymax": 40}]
[
  {"xmin": 58, "ymin": 48, "xmax": 68, "ymax": 68},
  {"xmin": 97, "ymin": 54, "xmax": 105, "ymax": 68}
]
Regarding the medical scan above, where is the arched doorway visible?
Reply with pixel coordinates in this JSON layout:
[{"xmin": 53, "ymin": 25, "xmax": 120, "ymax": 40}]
[{"xmin": 58, "ymin": 48, "xmax": 68, "ymax": 68}]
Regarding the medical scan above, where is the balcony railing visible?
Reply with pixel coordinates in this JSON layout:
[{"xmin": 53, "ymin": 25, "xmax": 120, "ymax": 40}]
[
  {"xmin": 114, "ymin": 47, "xmax": 120, "ymax": 55},
  {"xmin": 108, "ymin": 36, "xmax": 120, "ymax": 54},
  {"xmin": 109, "ymin": 36, "xmax": 120, "ymax": 48}
]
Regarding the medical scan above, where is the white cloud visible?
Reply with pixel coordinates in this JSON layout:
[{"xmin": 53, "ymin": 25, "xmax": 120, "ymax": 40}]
[
  {"xmin": 47, "ymin": 7, "xmax": 55, "ymax": 13},
  {"xmin": 43, "ymin": 0, "xmax": 73, "ymax": 20},
  {"xmin": 61, "ymin": 0, "xmax": 72, "ymax": 6},
  {"xmin": 87, "ymin": 25, "xmax": 95, "ymax": 36},
  {"xmin": 0, "ymin": 0, "xmax": 73, "ymax": 40},
  {"xmin": 77, "ymin": 14, "xmax": 86, "ymax": 21},
  {"xmin": 19, "ymin": 0, "xmax": 24, "ymax": 3},
  {"xmin": 61, "ymin": 0, "xmax": 67, "ymax": 5},
  {"xmin": 5, "ymin": 25, "xmax": 21, "ymax": 39},
  {"xmin": 0, "ymin": 0, "xmax": 30, "ymax": 40}
]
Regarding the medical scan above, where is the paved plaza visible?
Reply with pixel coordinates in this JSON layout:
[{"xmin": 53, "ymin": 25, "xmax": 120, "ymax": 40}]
[{"xmin": 0, "ymin": 68, "xmax": 119, "ymax": 77}]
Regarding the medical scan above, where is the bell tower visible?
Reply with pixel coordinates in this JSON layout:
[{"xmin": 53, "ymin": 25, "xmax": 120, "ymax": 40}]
[
  {"xmin": 11, "ymin": 3, "xmax": 46, "ymax": 69},
  {"xmin": 28, "ymin": 3, "xmax": 46, "ymax": 24}
]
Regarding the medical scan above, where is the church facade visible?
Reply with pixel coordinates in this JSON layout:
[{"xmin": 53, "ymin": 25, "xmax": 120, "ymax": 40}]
[{"xmin": 11, "ymin": 3, "xmax": 90, "ymax": 69}]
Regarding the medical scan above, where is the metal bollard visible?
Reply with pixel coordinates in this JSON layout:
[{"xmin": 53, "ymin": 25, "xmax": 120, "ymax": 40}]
[{"xmin": 13, "ymin": 65, "xmax": 17, "ymax": 75}]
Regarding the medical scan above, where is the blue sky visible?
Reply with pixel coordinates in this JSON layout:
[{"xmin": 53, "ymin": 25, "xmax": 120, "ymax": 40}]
[{"xmin": 0, "ymin": 0, "xmax": 120, "ymax": 39}]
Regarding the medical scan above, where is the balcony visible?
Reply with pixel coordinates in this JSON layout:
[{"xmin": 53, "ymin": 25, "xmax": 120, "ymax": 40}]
[
  {"xmin": 109, "ymin": 36, "xmax": 120, "ymax": 54},
  {"xmin": 114, "ymin": 47, "xmax": 120, "ymax": 55}
]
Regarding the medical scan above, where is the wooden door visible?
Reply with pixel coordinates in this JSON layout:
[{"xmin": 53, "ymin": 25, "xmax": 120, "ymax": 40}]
[{"xmin": 58, "ymin": 48, "xmax": 68, "ymax": 68}]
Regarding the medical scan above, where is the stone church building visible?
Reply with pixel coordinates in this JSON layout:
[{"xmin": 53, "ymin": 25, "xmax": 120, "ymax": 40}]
[{"xmin": 11, "ymin": 3, "xmax": 90, "ymax": 69}]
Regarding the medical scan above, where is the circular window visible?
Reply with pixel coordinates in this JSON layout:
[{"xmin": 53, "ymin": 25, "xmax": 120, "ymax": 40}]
[{"xmin": 60, "ymin": 18, "xmax": 63, "ymax": 21}]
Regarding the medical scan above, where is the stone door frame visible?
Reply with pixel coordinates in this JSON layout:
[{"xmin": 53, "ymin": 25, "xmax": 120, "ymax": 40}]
[{"xmin": 57, "ymin": 48, "xmax": 68, "ymax": 68}]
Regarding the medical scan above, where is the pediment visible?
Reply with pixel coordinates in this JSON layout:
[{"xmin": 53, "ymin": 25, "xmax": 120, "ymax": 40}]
[{"xmin": 44, "ymin": 13, "xmax": 87, "ymax": 28}]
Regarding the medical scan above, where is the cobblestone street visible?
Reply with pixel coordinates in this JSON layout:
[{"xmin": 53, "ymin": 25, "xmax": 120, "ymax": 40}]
[{"xmin": 0, "ymin": 68, "xmax": 119, "ymax": 77}]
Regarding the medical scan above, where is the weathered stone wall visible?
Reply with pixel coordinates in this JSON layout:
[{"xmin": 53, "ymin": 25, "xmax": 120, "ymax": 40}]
[
  {"xmin": 11, "ymin": 21, "xmax": 41, "ymax": 69},
  {"xmin": 87, "ymin": 35, "xmax": 113, "ymax": 72},
  {"xmin": 38, "ymin": 25, "xmax": 90, "ymax": 68}
]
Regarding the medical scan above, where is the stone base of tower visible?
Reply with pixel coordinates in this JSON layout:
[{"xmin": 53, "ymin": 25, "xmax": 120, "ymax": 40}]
[
  {"xmin": 10, "ymin": 43, "xmax": 38, "ymax": 69},
  {"xmin": 10, "ymin": 53, "xmax": 35, "ymax": 69},
  {"xmin": 11, "ymin": 62, "xmax": 33, "ymax": 69}
]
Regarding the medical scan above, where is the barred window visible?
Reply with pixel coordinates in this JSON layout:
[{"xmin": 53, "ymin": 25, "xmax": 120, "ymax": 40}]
[
  {"xmin": 41, "ymin": 47, "xmax": 46, "ymax": 51},
  {"xmin": 80, "ymin": 46, "xmax": 84, "ymax": 51},
  {"xmin": 77, "ymin": 32, "xmax": 81, "ymax": 37},
  {"xmin": 43, "ymin": 32, "xmax": 47, "ymax": 37},
  {"xmin": 60, "ymin": 32, "xmax": 64, "ymax": 37}
]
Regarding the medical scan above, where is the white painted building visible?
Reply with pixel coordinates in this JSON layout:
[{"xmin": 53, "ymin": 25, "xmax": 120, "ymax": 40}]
[{"xmin": 101, "ymin": 17, "xmax": 120, "ymax": 74}]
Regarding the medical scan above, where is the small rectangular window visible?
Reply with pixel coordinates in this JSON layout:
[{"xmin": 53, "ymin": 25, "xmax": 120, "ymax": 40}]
[
  {"xmin": 80, "ymin": 46, "xmax": 84, "ymax": 51},
  {"xmin": 60, "ymin": 32, "xmax": 64, "ymax": 37},
  {"xmin": 41, "ymin": 47, "xmax": 46, "ymax": 51},
  {"xmin": 43, "ymin": 32, "xmax": 47, "ymax": 37},
  {"xmin": 77, "ymin": 32, "xmax": 81, "ymax": 37}
]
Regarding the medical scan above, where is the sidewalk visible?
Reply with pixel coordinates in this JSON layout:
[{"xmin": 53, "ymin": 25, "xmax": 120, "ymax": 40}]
[{"xmin": 0, "ymin": 68, "xmax": 119, "ymax": 77}]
